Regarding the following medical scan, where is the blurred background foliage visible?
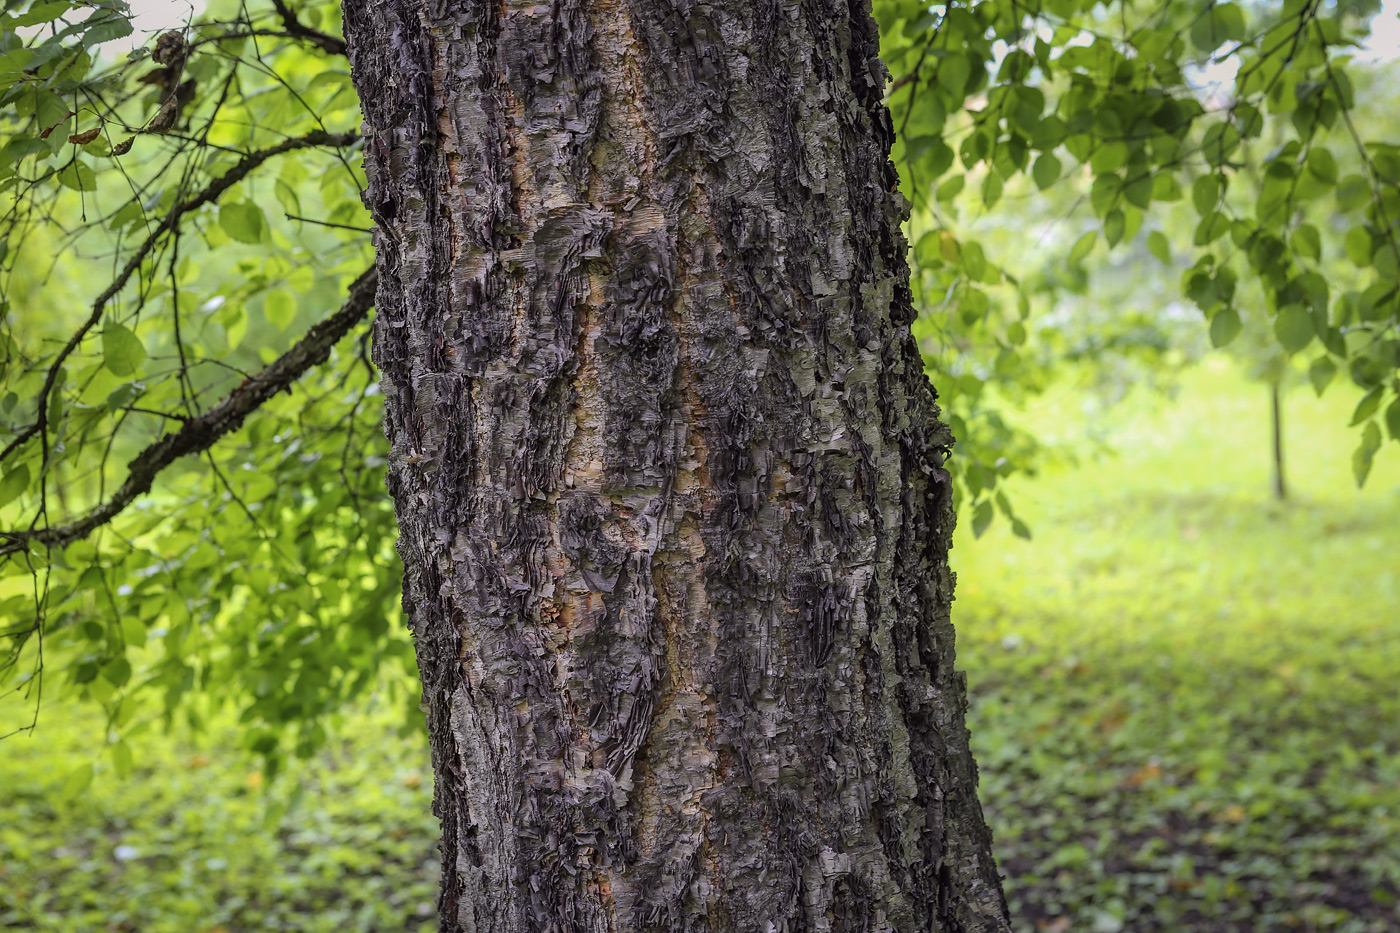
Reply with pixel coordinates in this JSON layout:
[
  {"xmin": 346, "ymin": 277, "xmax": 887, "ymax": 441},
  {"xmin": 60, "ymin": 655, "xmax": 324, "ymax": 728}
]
[{"xmin": 0, "ymin": 0, "xmax": 1397, "ymax": 930}]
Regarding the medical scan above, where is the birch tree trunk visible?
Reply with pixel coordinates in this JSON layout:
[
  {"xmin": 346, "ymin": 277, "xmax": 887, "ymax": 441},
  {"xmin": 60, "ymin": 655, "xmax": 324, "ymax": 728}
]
[{"xmin": 341, "ymin": 1, "xmax": 1009, "ymax": 929}]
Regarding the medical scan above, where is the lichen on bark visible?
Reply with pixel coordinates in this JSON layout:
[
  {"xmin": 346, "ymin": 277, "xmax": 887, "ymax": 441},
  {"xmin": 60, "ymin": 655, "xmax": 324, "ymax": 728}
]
[{"xmin": 342, "ymin": 0, "xmax": 1010, "ymax": 929}]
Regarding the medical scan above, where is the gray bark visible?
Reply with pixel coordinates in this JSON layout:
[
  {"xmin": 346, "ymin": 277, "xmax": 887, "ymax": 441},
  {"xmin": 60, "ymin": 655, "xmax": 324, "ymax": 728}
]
[{"xmin": 341, "ymin": 1, "xmax": 1009, "ymax": 930}]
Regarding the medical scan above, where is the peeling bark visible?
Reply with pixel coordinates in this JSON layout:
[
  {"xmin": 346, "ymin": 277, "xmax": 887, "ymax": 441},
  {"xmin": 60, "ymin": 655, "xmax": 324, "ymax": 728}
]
[{"xmin": 341, "ymin": 1, "xmax": 1009, "ymax": 930}]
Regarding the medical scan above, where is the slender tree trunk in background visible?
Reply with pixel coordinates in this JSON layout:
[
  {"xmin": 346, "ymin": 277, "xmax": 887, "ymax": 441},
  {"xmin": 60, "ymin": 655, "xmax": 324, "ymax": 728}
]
[
  {"xmin": 1270, "ymin": 382, "xmax": 1287, "ymax": 502},
  {"xmin": 342, "ymin": 1, "xmax": 1008, "ymax": 930}
]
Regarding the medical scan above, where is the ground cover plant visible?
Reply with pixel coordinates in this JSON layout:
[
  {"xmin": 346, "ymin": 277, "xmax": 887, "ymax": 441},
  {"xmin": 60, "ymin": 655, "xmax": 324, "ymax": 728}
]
[{"xmin": 2, "ymin": 361, "xmax": 1395, "ymax": 931}]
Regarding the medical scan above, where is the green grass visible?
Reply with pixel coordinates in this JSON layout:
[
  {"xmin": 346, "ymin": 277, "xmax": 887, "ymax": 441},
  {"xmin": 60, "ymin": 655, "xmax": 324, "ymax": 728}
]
[
  {"xmin": 0, "ymin": 700, "xmax": 438, "ymax": 932},
  {"xmin": 1, "ymin": 360, "xmax": 1396, "ymax": 931},
  {"xmin": 954, "ymin": 359, "xmax": 1400, "ymax": 932}
]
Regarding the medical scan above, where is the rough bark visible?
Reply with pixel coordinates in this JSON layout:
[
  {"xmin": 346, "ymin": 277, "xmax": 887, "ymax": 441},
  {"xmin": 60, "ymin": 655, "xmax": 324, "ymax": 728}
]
[{"xmin": 341, "ymin": 1, "xmax": 1009, "ymax": 930}]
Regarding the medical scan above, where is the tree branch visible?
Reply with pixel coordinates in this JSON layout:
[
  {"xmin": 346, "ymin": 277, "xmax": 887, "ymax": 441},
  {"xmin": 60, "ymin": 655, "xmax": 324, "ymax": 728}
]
[
  {"xmin": 269, "ymin": 0, "xmax": 348, "ymax": 57},
  {"xmin": 0, "ymin": 129, "xmax": 361, "ymax": 467},
  {"xmin": 0, "ymin": 266, "xmax": 378, "ymax": 558}
]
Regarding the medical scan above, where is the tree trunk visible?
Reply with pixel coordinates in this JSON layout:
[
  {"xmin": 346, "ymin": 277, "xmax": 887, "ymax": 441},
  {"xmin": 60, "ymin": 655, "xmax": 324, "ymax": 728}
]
[
  {"xmin": 341, "ymin": 1, "xmax": 1009, "ymax": 930},
  {"xmin": 1270, "ymin": 381, "xmax": 1286, "ymax": 502}
]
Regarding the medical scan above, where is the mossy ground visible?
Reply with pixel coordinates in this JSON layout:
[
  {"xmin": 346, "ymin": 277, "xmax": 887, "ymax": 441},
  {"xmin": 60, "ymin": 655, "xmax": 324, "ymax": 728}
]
[{"xmin": 1, "ymin": 361, "xmax": 1396, "ymax": 932}]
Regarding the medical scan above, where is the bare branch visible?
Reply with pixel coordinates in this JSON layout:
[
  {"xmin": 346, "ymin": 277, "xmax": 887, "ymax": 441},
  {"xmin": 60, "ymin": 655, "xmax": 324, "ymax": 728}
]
[{"xmin": 0, "ymin": 266, "xmax": 378, "ymax": 557}]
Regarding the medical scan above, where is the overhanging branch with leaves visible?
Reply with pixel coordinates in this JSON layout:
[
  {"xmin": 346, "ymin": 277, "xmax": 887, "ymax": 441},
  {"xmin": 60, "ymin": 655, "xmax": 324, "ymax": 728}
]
[{"xmin": 0, "ymin": 265, "xmax": 376, "ymax": 558}]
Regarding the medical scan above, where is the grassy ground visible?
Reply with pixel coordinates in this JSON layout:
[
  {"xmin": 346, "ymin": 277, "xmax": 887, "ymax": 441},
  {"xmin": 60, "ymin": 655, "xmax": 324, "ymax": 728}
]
[
  {"xmin": 955, "ymin": 360, "xmax": 1400, "ymax": 932},
  {"xmin": 1, "ymin": 361, "xmax": 1397, "ymax": 931},
  {"xmin": 0, "ymin": 702, "xmax": 439, "ymax": 932}
]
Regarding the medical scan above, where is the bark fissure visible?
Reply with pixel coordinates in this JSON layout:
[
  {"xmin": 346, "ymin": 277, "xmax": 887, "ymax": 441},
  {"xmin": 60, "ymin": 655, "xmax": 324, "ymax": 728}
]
[{"xmin": 343, "ymin": 0, "xmax": 1010, "ymax": 929}]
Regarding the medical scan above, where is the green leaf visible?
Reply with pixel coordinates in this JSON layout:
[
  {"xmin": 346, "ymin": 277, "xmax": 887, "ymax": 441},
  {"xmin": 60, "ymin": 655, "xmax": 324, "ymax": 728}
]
[
  {"xmin": 1089, "ymin": 174, "xmax": 1119, "ymax": 216},
  {"xmin": 219, "ymin": 201, "xmax": 267, "ymax": 244},
  {"xmin": 13, "ymin": 2, "xmax": 71, "ymax": 26},
  {"xmin": 1193, "ymin": 211, "xmax": 1228, "ymax": 246},
  {"xmin": 60, "ymin": 763, "xmax": 94, "ymax": 801},
  {"xmin": 57, "ymin": 161, "xmax": 97, "ymax": 192},
  {"xmin": 78, "ymin": 10, "xmax": 133, "ymax": 44},
  {"xmin": 220, "ymin": 303, "xmax": 248, "ymax": 349},
  {"xmin": 307, "ymin": 69, "xmax": 355, "ymax": 92},
  {"xmin": 1292, "ymin": 224, "xmax": 1321, "ymax": 261},
  {"xmin": 1147, "ymin": 230, "xmax": 1171, "ymax": 264},
  {"xmin": 935, "ymin": 230, "xmax": 959, "ymax": 264},
  {"xmin": 1032, "ymin": 152, "xmax": 1061, "ymax": 190},
  {"xmin": 1192, "ymin": 175, "xmax": 1222, "ymax": 215},
  {"xmin": 922, "ymin": 139, "xmax": 955, "ymax": 177},
  {"xmin": 971, "ymin": 499, "xmax": 994, "ymax": 538},
  {"xmin": 914, "ymin": 230, "xmax": 942, "ymax": 267},
  {"xmin": 102, "ymin": 322, "xmax": 146, "ymax": 377},
  {"xmin": 959, "ymin": 130, "xmax": 990, "ymax": 169},
  {"xmin": 101, "ymin": 656, "xmax": 132, "ymax": 688},
  {"xmin": 102, "ymin": 652, "xmax": 132, "ymax": 683},
  {"xmin": 1374, "ymin": 145, "xmax": 1400, "ymax": 183},
  {"xmin": 981, "ymin": 171, "xmax": 1003, "ymax": 208},
  {"xmin": 1351, "ymin": 386, "xmax": 1383, "ymax": 426},
  {"xmin": 0, "ymin": 464, "xmax": 29, "ymax": 509},
  {"xmin": 1152, "ymin": 174, "xmax": 1184, "ymax": 202},
  {"xmin": 1336, "ymin": 174, "xmax": 1370, "ymax": 211},
  {"xmin": 0, "ymin": 48, "xmax": 35, "ymax": 88},
  {"xmin": 1201, "ymin": 123, "xmax": 1240, "ymax": 166},
  {"xmin": 1, "ymin": 136, "xmax": 50, "ymax": 166},
  {"xmin": 121, "ymin": 614, "xmax": 146, "ymax": 649},
  {"xmin": 1306, "ymin": 147, "xmax": 1338, "ymax": 185},
  {"xmin": 1377, "ymin": 238, "xmax": 1400, "ymax": 279},
  {"xmin": 1191, "ymin": 2, "xmax": 1246, "ymax": 51},
  {"xmin": 1357, "ymin": 283, "xmax": 1395, "ymax": 322},
  {"xmin": 1308, "ymin": 357, "xmax": 1336, "ymax": 397},
  {"xmin": 1069, "ymin": 230, "xmax": 1097, "ymax": 264},
  {"xmin": 1353, "ymin": 421, "xmax": 1382, "ymax": 487},
  {"xmin": 1104, "ymin": 209, "xmax": 1125, "ymax": 247},
  {"xmin": 110, "ymin": 739, "xmax": 133, "ymax": 779},
  {"xmin": 904, "ymin": 134, "xmax": 936, "ymax": 161},
  {"xmin": 937, "ymin": 52, "xmax": 971, "ymax": 100},
  {"xmin": 107, "ymin": 200, "xmax": 145, "ymax": 231},
  {"xmin": 1209, "ymin": 306, "xmax": 1241, "ymax": 347},
  {"xmin": 1385, "ymin": 397, "xmax": 1400, "ymax": 441},
  {"xmin": 1123, "ymin": 173, "xmax": 1153, "ymax": 209},
  {"xmin": 105, "ymin": 382, "xmax": 141, "ymax": 413},
  {"xmin": 959, "ymin": 286, "xmax": 989, "ymax": 324},
  {"xmin": 1345, "ymin": 227, "xmax": 1374, "ymax": 267},
  {"xmin": 1090, "ymin": 141, "xmax": 1128, "ymax": 174},
  {"xmin": 1274, "ymin": 305, "xmax": 1313, "ymax": 354},
  {"xmin": 960, "ymin": 240, "xmax": 987, "ymax": 280},
  {"xmin": 264, "ymin": 290, "xmax": 296, "ymax": 331}
]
